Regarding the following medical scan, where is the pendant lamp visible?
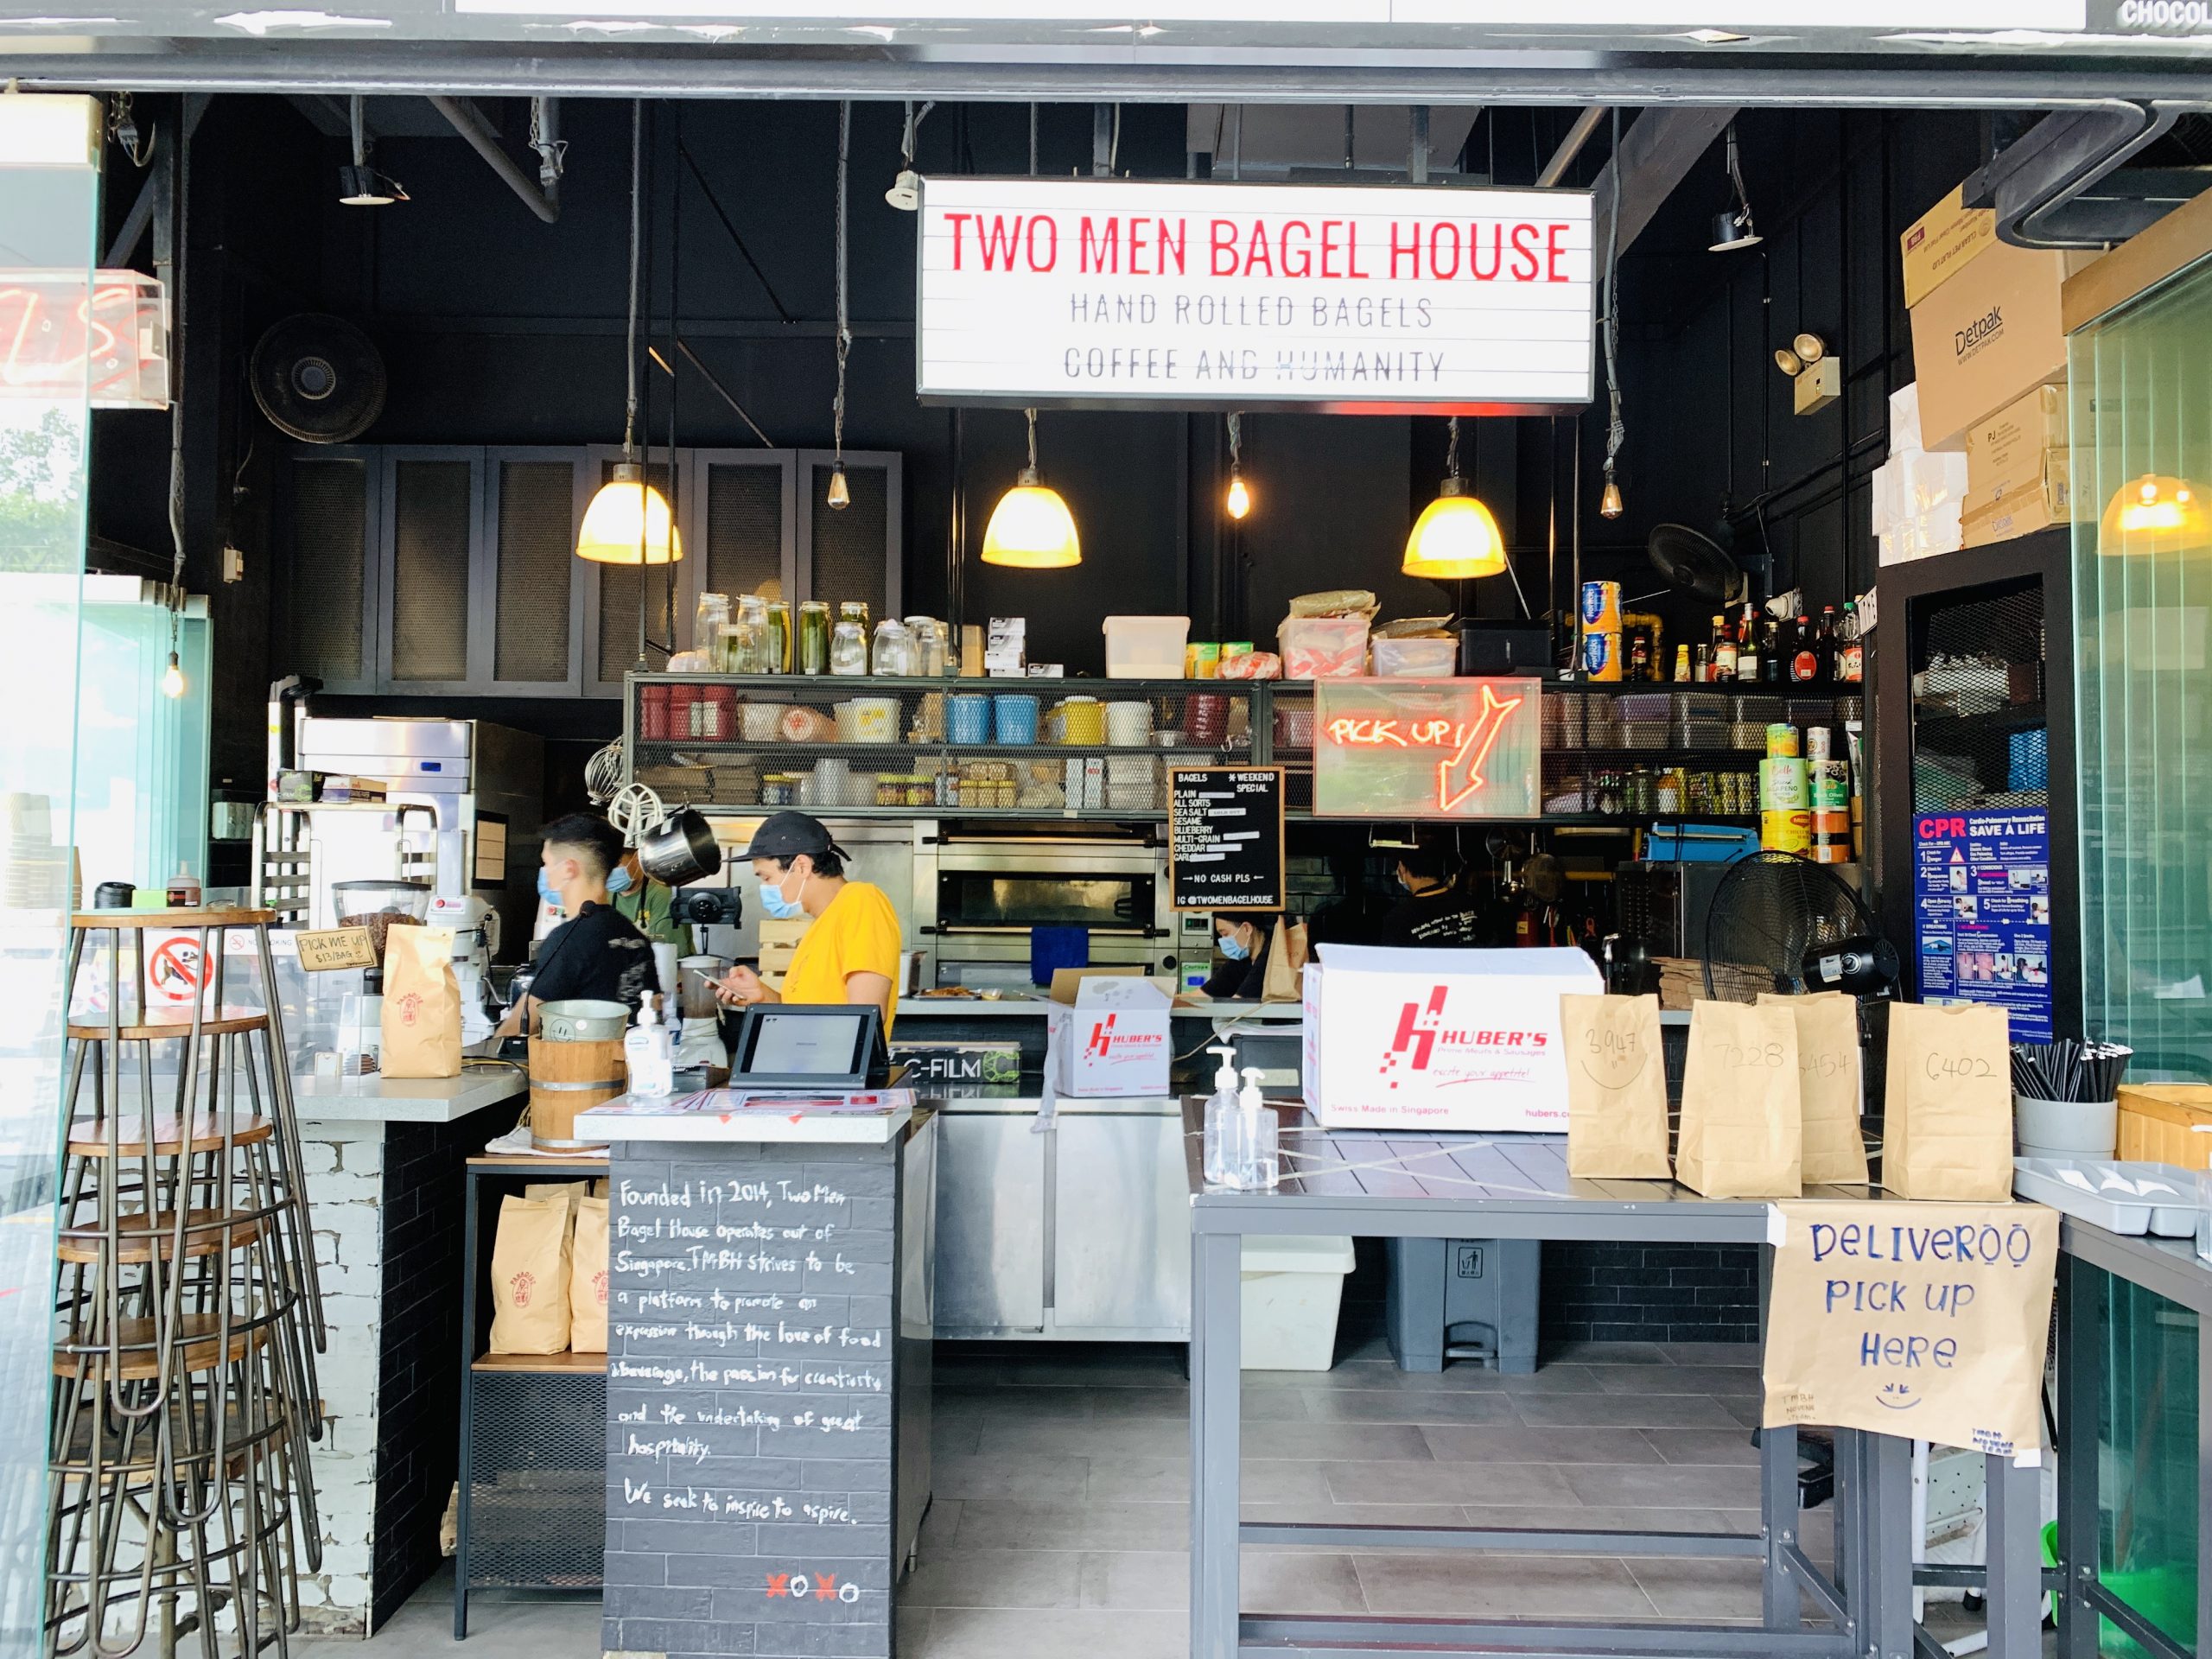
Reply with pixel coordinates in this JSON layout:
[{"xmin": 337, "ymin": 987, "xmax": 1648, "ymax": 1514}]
[
  {"xmin": 1403, "ymin": 416, "xmax": 1505, "ymax": 579},
  {"xmin": 982, "ymin": 409, "xmax": 1081, "ymax": 568},
  {"xmin": 1224, "ymin": 410, "xmax": 1252, "ymax": 520},
  {"xmin": 578, "ymin": 101, "xmax": 681, "ymax": 566},
  {"xmin": 2100, "ymin": 473, "xmax": 2212, "ymax": 556}
]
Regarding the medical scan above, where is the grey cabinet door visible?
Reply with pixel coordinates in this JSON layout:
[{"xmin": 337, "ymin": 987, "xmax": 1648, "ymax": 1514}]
[
  {"xmin": 932, "ymin": 1110, "xmax": 1046, "ymax": 1333},
  {"xmin": 1052, "ymin": 1112, "xmax": 1191, "ymax": 1337}
]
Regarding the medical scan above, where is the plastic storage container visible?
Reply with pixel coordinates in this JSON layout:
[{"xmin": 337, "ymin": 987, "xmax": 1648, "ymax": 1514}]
[
  {"xmin": 1370, "ymin": 636, "xmax": 1459, "ymax": 678},
  {"xmin": 1279, "ymin": 614, "xmax": 1370, "ymax": 678},
  {"xmin": 1241, "ymin": 1236, "xmax": 1357, "ymax": 1370},
  {"xmin": 1103, "ymin": 615, "xmax": 1192, "ymax": 679}
]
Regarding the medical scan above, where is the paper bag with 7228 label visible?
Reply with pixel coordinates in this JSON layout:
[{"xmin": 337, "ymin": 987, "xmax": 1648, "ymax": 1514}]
[
  {"xmin": 1675, "ymin": 999, "xmax": 1802, "ymax": 1198},
  {"xmin": 1560, "ymin": 992, "xmax": 1671, "ymax": 1179},
  {"xmin": 1884, "ymin": 1002, "xmax": 2013, "ymax": 1201},
  {"xmin": 1763, "ymin": 1199, "xmax": 2056, "ymax": 1457}
]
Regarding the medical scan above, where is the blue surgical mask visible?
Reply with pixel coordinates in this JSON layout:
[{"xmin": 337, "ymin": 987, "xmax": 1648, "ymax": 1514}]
[
  {"xmin": 1218, "ymin": 931, "xmax": 1250, "ymax": 962},
  {"xmin": 537, "ymin": 868, "xmax": 560, "ymax": 906},
  {"xmin": 758, "ymin": 868, "xmax": 804, "ymax": 920},
  {"xmin": 607, "ymin": 865, "xmax": 634, "ymax": 896}
]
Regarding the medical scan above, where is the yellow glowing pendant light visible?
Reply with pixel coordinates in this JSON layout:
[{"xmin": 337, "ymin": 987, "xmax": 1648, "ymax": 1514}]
[
  {"xmin": 578, "ymin": 104, "xmax": 681, "ymax": 567},
  {"xmin": 2100, "ymin": 473, "xmax": 2212, "ymax": 556},
  {"xmin": 982, "ymin": 408, "xmax": 1081, "ymax": 568},
  {"xmin": 1403, "ymin": 416, "xmax": 1506, "ymax": 579},
  {"xmin": 1224, "ymin": 410, "xmax": 1252, "ymax": 520}
]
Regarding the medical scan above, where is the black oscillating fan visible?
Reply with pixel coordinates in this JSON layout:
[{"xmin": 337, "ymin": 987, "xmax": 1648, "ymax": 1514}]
[{"xmin": 1700, "ymin": 852, "xmax": 1898, "ymax": 1001}]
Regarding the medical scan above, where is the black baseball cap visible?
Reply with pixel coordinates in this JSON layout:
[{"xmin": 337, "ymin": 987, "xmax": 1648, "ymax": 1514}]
[{"xmin": 744, "ymin": 810, "xmax": 846, "ymax": 862}]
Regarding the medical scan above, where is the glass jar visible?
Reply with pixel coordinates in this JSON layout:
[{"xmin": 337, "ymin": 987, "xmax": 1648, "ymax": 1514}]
[
  {"xmin": 1655, "ymin": 768, "xmax": 1681, "ymax": 814},
  {"xmin": 693, "ymin": 592, "xmax": 731, "ymax": 656},
  {"xmin": 876, "ymin": 775, "xmax": 906, "ymax": 807},
  {"xmin": 763, "ymin": 601, "xmax": 791, "ymax": 674},
  {"xmin": 839, "ymin": 600, "xmax": 872, "ymax": 633},
  {"xmin": 905, "ymin": 775, "xmax": 934, "ymax": 808},
  {"xmin": 871, "ymin": 618, "xmax": 914, "ymax": 677},
  {"xmin": 760, "ymin": 773, "xmax": 798, "ymax": 807},
  {"xmin": 906, "ymin": 616, "xmax": 948, "ymax": 678},
  {"xmin": 830, "ymin": 619, "xmax": 869, "ymax": 676},
  {"xmin": 798, "ymin": 601, "xmax": 832, "ymax": 676}
]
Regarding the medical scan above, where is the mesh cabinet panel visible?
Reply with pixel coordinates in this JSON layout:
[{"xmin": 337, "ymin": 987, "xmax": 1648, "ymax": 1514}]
[
  {"xmin": 494, "ymin": 461, "xmax": 575, "ymax": 683},
  {"xmin": 466, "ymin": 1370, "xmax": 605, "ymax": 1589},
  {"xmin": 595, "ymin": 460, "xmax": 677, "ymax": 684},
  {"xmin": 289, "ymin": 457, "xmax": 369, "ymax": 683},
  {"xmin": 1911, "ymin": 577, "xmax": 2046, "ymax": 813},
  {"xmin": 703, "ymin": 463, "xmax": 784, "ymax": 601},
  {"xmin": 807, "ymin": 461, "xmax": 888, "ymax": 615},
  {"xmin": 390, "ymin": 459, "xmax": 473, "ymax": 683}
]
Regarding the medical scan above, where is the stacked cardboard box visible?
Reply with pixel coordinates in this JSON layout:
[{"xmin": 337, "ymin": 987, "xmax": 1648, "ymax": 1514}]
[
  {"xmin": 1962, "ymin": 383, "xmax": 2070, "ymax": 548},
  {"xmin": 1872, "ymin": 385, "xmax": 1967, "ymax": 566}
]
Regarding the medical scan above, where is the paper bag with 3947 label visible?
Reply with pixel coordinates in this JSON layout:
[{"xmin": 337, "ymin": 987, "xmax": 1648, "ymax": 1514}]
[{"xmin": 1762, "ymin": 1199, "xmax": 2056, "ymax": 1458}]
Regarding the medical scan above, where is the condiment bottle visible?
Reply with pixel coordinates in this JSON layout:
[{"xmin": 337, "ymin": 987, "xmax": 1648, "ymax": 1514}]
[{"xmin": 166, "ymin": 862, "xmax": 201, "ymax": 908}]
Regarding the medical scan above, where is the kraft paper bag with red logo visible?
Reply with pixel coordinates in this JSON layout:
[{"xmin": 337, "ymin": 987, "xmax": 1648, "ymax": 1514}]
[
  {"xmin": 1302, "ymin": 944, "xmax": 1601, "ymax": 1131},
  {"xmin": 569, "ymin": 1195, "xmax": 610, "ymax": 1355},
  {"xmin": 1759, "ymin": 992, "xmax": 1871, "ymax": 1186},
  {"xmin": 1883, "ymin": 1001, "xmax": 2014, "ymax": 1201},
  {"xmin": 1561, "ymin": 992, "xmax": 1671, "ymax": 1180},
  {"xmin": 488, "ymin": 1194, "xmax": 571, "ymax": 1355},
  {"xmin": 1675, "ymin": 999, "xmax": 1803, "ymax": 1199},
  {"xmin": 379, "ymin": 925, "xmax": 462, "ymax": 1079}
]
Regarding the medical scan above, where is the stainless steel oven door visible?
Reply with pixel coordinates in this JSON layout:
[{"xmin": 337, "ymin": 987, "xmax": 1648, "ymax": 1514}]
[{"xmin": 915, "ymin": 835, "xmax": 1175, "ymax": 988}]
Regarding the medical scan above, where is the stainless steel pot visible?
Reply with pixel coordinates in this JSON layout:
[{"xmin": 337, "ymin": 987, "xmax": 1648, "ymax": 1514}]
[
  {"xmin": 537, "ymin": 998, "xmax": 632, "ymax": 1041},
  {"xmin": 637, "ymin": 807, "xmax": 723, "ymax": 887}
]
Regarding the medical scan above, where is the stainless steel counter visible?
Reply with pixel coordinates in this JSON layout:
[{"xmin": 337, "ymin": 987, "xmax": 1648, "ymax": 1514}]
[{"xmin": 931, "ymin": 1083, "xmax": 1190, "ymax": 1340}]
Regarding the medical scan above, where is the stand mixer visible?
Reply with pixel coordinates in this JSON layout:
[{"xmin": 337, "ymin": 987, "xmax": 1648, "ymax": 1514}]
[{"xmin": 427, "ymin": 893, "xmax": 502, "ymax": 1046}]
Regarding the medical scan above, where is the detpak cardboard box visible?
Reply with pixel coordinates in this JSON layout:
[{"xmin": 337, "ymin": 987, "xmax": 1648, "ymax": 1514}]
[
  {"xmin": 1300, "ymin": 944, "xmax": 1601, "ymax": 1132},
  {"xmin": 1900, "ymin": 185, "xmax": 1998, "ymax": 309},
  {"xmin": 1910, "ymin": 238, "xmax": 2100, "ymax": 452}
]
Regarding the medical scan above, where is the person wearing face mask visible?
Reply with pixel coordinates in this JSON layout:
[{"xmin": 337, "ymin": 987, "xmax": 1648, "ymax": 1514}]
[
  {"xmin": 1374, "ymin": 832, "xmax": 1501, "ymax": 949},
  {"xmin": 713, "ymin": 810, "xmax": 901, "ymax": 1034},
  {"xmin": 1198, "ymin": 911, "xmax": 1273, "ymax": 1001},
  {"xmin": 496, "ymin": 811, "xmax": 662, "ymax": 1037},
  {"xmin": 611, "ymin": 845, "xmax": 685, "ymax": 946}
]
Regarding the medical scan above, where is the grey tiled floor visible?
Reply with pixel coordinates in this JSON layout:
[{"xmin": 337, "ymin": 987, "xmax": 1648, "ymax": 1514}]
[{"xmin": 340, "ymin": 1337, "xmax": 2014, "ymax": 1658}]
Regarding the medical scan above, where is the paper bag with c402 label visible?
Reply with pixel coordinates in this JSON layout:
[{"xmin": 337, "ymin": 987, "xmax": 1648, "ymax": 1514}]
[
  {"xmin": 1675, "ymin": 999, "xmax": 1802, "ymax": 1199},
  {"xmin": 1883, "ymin": 1001, "xmax": 2014, "ymax": 1202},
  {"xmin": 1560, "ymin": 992, "xmax": 1671, "ymax": 1180}
]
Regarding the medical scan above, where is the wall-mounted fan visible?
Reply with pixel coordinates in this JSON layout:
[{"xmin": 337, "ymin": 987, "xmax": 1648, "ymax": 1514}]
[
  {"xmin": 249, "ymin": 314, "xmax": 386, "ymax": 442},
  {"xmin": 1647, "ymin": 522, "xmax": 1752, "ymax": 607}
]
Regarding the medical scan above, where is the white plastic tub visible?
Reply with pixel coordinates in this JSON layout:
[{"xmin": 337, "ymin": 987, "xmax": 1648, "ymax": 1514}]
[
  {"xmin": 1241, "ymin": 1235, "xmax": 1356, "ymax": 1370},
  {"xmin": 1371, "ymin": 636, "xmax": 1459, "ymax": 678},
  {"xmin": 1103, "ymin": 615, "xmax": 1191, "ymax": 679}
]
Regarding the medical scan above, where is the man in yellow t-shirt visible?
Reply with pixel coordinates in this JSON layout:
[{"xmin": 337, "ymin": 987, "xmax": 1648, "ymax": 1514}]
[{"xmin": 714, "ymin": 810, "xmax": 902, "ymax": 1035}]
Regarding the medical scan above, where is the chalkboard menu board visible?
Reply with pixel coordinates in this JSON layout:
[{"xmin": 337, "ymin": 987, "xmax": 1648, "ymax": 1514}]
[
  {"xmin": 601, "ymin": 1143, "xmax": 899, "ymax": 1659},
  {"xmin": 1169, "ymin": 766, "xmax": 1285, "ymax": 912}
]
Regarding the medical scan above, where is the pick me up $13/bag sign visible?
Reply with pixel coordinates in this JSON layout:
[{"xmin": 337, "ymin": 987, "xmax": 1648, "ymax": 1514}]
[{"xmin": 1762, "ymin": 1200, "xmax": 2057, "ymax": 1459}]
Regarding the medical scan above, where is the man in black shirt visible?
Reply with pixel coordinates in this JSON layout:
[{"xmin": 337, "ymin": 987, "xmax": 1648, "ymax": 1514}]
[
  {"xmin": 1374, "ymin": 834, "xmax": 1504, "ymax": 949},
  {"xmin": 497, "ymin": 812, "xmax": 662, "ymax": 1035}
]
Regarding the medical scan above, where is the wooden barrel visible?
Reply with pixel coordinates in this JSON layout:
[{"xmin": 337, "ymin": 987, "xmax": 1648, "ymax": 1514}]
[{"xmin": 528, "ymin": 1035, "xmax": 626, "ymax": 1149}]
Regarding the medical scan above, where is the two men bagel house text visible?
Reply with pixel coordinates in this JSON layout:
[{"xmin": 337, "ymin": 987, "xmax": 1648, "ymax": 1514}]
[{"xmin": 715, "ymin": 810, "xmax": 901, "ymax": 1035}]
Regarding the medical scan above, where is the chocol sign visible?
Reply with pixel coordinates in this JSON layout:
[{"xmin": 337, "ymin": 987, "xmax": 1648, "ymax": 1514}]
[
  {"xmin": 916, "ymin": 178, "xmax": 1592, "ymax": 412},
  {"xmin": 1312, "ymin": 677, "xmax": 1543, "ymax": 819}
]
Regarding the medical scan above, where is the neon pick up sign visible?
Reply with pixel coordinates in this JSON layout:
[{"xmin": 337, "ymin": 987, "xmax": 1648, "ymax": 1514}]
[{"xmin": 1312, "ymin": 677, "xmax": 1542, "ymax": 820}]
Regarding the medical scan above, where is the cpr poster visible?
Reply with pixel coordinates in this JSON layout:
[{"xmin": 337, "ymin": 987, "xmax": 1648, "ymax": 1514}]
[{"xmin": 1912, "ymin": 809, "xmax": 2052, "ymax": 1041}]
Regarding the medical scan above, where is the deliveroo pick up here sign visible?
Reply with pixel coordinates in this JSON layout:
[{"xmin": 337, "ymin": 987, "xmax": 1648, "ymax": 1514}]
[{"xmin": 1761, "ymin": 1200, "xmax": 2057, "ymax": 1459}]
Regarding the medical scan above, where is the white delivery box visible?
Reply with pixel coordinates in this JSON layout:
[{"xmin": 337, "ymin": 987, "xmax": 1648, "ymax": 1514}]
[
  {"xmin": 1048, "ymin": 973, "xmax": 1173, "ymax": 1097},
  {"xmin": 1301, "ymin": 944, "xmax": 1602, "ymax": 1131}
]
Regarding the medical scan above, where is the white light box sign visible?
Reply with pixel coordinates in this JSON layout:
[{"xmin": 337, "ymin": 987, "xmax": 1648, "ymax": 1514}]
[{"xmin": 916, "ymin": 176, "xmax": 1593, "ymax": 414}]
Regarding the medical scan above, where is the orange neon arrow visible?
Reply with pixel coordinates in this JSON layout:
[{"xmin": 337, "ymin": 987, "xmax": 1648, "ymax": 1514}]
[{"xmin": 1435, "ymin": 684, "xmax": 1525, "ymax": 812}]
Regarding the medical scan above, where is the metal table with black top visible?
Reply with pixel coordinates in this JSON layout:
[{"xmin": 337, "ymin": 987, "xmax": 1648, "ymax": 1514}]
[
  {"xmin": 1182, "ymin": 1102, "xmax": 2048, "ymax": 1659},
  {"xmin": 2054, "ymin": 1217, "xmax": 2211, "ymax": 1659}
]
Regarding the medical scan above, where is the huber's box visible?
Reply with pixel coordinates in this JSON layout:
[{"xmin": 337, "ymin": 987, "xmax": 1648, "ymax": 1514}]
[
  {"xmin": 1301, "ymin": 944, "xmax": 1602, "ymax": 1131},
  {"xmin": 1050, "ymin": 975, "xmax": 1173, "ymax": 1097}
]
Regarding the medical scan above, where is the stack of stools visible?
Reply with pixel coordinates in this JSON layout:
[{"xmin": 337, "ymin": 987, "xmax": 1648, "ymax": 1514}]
[{"xmin": 48, "ymin": 908, "xmax": 326, "ymax": 1659}]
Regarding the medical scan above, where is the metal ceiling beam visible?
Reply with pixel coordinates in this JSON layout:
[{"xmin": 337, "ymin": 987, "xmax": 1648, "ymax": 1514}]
[
  {"xmin": 426, "ymin": 92, "xmax": 559, "ymax": 222},
  {"xmin": 1536, "ymin": 105, "xmax": 1607, "ymax": 188},
  {"xmin": 1589, "ymin": 105, "xmax": 1737, "ymax": 255},
  {"xmin": 10, "ymin": 49, "xmax": 2212, "ymax": 109}
]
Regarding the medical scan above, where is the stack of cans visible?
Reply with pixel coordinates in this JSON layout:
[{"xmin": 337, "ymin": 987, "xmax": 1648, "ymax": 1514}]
[
  {"xmin": 1580, "ymin": 581, "xmax": 1622, "ymax": 681},
  {"xmin": 1806, "ymin": 727, "xmax": 1852, "ymax": 862}
]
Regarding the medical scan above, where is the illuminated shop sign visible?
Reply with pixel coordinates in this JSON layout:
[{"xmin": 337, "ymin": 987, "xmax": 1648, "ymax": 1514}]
[
  {"xmin": 1312, "ymin": 677, "xmax": 1542, "ymax": 819},
  {"xmin": 916, "ymin": 177, "xmax": 1593, "ymax": 412}
]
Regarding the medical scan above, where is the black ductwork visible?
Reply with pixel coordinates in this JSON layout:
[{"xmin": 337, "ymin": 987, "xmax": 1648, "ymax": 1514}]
[{"xmin": 1965, "ymin": 101, "xmax": 2212, "ymax": 249}]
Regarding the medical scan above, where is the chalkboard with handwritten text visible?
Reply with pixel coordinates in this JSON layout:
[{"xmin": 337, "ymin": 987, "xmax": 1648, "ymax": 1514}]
[
  {"xmin": 601, "ymin": 1142, "xmax": 902, "ymax": 1659},
  {"xmin": 1169, "ymin": 766, "xmax": 1284, "ymax": 912}
]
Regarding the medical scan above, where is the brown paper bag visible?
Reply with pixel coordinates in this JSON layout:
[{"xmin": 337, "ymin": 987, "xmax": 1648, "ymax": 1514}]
[
  {"xmin": 1760, "ymin": 993, "xmax": 1870, "ymax": 1186},
  {"xmin": 1884, "ymin": 1002, "xmax": 2014, "ymax": 1201},
  {"xmin": 1560, "ymin": 993, "xmax": 1671, "ymax": 1179},
  {"xmin": 1675, "ymin": 999, "xmax": 1803, "ymax": 1198},
  {"xmin": 569, "ymin": 1196, "xmax": 610, "ymax": 1354},
  {"xmin": 526, "ymin": 1181, "xmax": 588, "ymax": 1228},
  {"xmin": 380, "ymin": 925, "xmax": 462, "ymax": 1079},
  {"xmin": 1762, "ymin": 1199, "xmax": 2056, "ymax": 1456},
  {"xmin": 488, "ymin": 1194, "xmax": 571, "ymax": 1355}
]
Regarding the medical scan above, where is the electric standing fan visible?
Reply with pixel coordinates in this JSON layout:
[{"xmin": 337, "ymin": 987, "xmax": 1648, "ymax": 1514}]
[{"xmin": 1700, "ymin": 851, "xmax": 1898, "ymax": 1002}]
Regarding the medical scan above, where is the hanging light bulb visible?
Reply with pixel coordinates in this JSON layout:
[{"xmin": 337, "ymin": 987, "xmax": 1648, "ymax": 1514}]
[
  {"xmin": 827, "ymin": 467, "xmax": 851, "ymax": 510},
  {"xmin": 1224, "ymin": 410, "xmax": 1251, "ymax": 520},
  {"xmin": 1599, "ymin": 471, "xmax": 1624, "ymax": 519},
  {"xmin": 578, "ymin": 103, "xmax": 680, "ymax": 566},
  {"xmin": 1403, "ymin": 416, "xmax": 1505, "ymax": 580},
  {"xmin": 160, "ymin": 650, "xmax": 186, "ymax": 699},
  {"xmin": 886, "ymin": 100, "xmax": 930, "ymax": 211},
  {"xmin": 982, "ymin": 409, "xmax": 1081, "ymax": 569},
  {"xmin": 2101, "ymin": 473, "xmax": 2212, "ymax": 556}
]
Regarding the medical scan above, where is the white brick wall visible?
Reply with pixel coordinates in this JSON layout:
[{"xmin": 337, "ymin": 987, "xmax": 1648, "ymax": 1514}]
[{"xmin": 297, "ymin": 1122, "xmax": 388, "ymax": 1634}]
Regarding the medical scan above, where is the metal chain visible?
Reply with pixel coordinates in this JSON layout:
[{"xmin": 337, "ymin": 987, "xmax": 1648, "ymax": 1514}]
[
  {"xmin": 834, "ymin": 100, "xmax": 850, "ymax": 467},
  {"xmin": 622, "ymin": 99, "xmax": 642, "ymax": 458}
]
